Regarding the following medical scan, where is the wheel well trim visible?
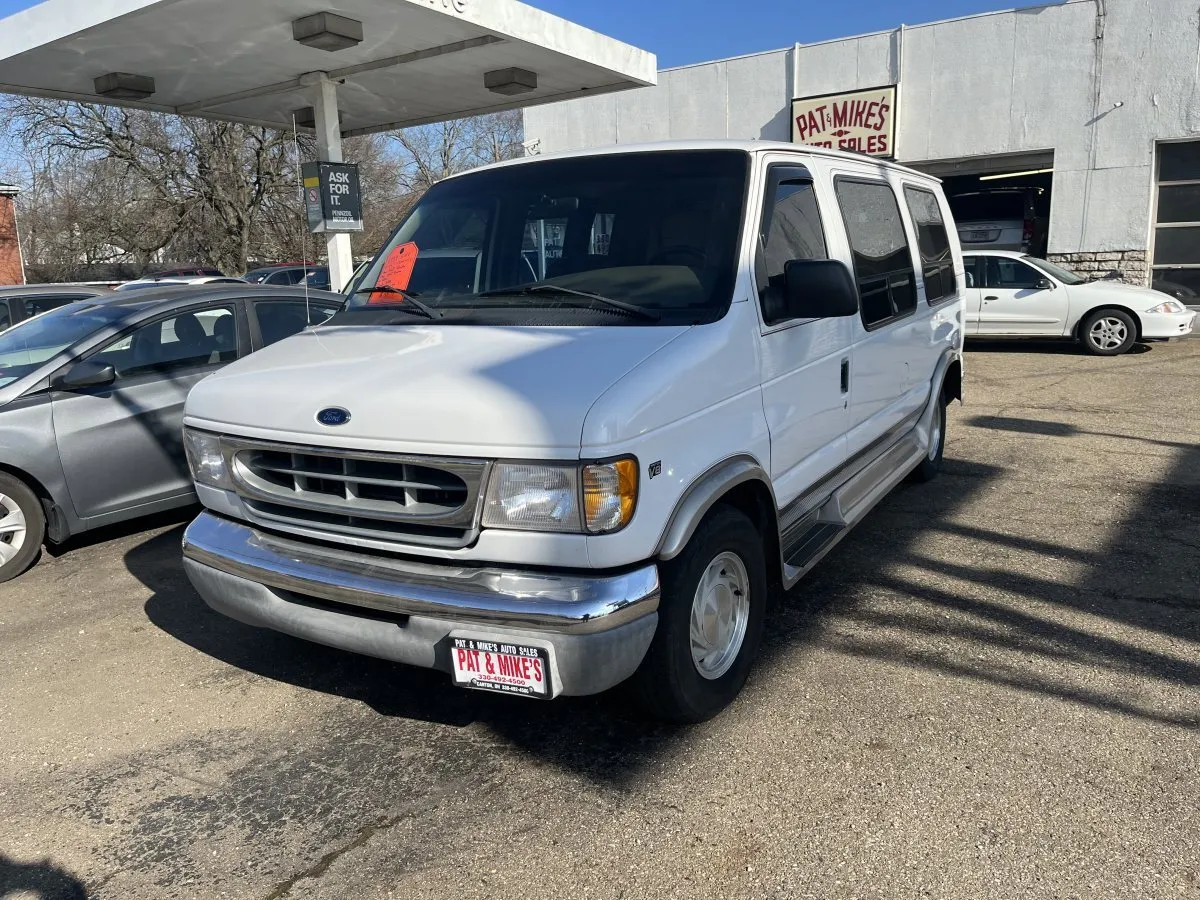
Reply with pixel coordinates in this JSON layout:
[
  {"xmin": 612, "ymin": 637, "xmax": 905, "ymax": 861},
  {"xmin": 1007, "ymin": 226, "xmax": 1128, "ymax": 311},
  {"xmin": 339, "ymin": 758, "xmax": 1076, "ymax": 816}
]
[
  {"xmin": 655, "ymin": 455, "xmax": 776, "ymax": 561},
  {"xmin": 0, "ymin": 462, "xmax": 70, "ymax": 542}
]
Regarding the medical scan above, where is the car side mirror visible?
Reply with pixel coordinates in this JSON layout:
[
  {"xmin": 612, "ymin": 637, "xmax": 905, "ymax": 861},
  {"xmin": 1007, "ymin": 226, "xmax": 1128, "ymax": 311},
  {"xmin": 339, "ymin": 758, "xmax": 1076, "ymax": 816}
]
[
  {"xmin": 1035, "ymin": 277, "xmax": 1055, "ymax": 291},
  {"xmin": 783, "ymin": 259, "xmax": 860, "ymax": 319},
  {"xmin": 59, "ymin": 359, "xmax": 116, "ymax": 390}
]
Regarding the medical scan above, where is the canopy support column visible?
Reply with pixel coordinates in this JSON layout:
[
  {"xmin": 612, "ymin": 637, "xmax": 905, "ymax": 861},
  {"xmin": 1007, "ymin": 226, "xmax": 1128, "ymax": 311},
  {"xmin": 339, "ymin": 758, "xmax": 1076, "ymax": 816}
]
[{"xmin": 307, "ymin": 72, "xmax": 354, "ymax": 292}]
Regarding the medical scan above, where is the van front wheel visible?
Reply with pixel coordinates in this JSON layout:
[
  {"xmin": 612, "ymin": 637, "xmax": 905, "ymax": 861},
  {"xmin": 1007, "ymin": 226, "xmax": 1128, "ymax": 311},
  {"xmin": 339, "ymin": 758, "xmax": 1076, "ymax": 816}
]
[{"xmin": 633, "ymin": 506, "xmax": 767, "ymax": 723}]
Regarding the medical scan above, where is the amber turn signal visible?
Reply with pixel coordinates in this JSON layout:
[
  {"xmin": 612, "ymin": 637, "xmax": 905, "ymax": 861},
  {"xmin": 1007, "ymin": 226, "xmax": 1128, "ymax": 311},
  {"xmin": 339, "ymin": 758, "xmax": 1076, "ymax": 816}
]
[{"xmin": 582, "ymin": 458, "xmax": 638, "ymax": 534}]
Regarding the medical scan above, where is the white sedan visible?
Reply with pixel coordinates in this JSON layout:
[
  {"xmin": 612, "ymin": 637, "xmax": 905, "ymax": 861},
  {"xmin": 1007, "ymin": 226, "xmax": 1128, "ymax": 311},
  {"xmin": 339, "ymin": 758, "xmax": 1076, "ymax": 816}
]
[{"xmin": 963, "ymin": 251, "xmax": 1196, "ymax": 355}]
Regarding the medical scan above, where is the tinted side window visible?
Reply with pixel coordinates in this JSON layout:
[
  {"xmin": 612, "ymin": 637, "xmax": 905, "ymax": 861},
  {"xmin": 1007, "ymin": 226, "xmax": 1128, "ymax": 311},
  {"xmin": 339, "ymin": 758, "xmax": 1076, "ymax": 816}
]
[
  {"xmin": 986, "ymin": 258, "xmax": 1042, "ymax": 289},
  {"xmin": 96, "ymin": 307, "xmax": 237, "ymax": 377},
  {"xmin": 0, "ymin": 301, "xmax": 11, "ymax": 331},
  {"xmin": 25, "ymin": 296, "xmax": 87, "ymax": 316},
  {"xmin": 756, "ymin": 172, "xmax": 828, "ymax": 326},
  {"xmin": 255, "ymin": 300, "xmax": 337, "ymax": 347},
  {"xmin": 835, "ymin": 179, "xmax": 917, "ymax": 328},
  {"xmin": 963, "ymin": 256, "xmax": 983, "ymax": 288},
  {"xmin": 903, "ymin": 187, "xmax": 957, "ymax": 304}
]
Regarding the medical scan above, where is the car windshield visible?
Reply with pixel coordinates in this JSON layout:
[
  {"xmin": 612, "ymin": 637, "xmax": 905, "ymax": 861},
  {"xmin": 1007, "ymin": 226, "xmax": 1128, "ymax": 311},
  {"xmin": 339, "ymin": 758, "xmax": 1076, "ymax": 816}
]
[
  {"xmin": 1025, "ymin": 256, "xmax": 1087, "ymax": 285},
  {"xmin": 340, "ymin": 150, "xmax": 750, "ymax": 327},
  {"xmin": 244, "ymin": 269, "xmax": 273, "ymax": 283},
  {"xmin": 0, "ymin": 302, "xmax": 129, "ymax": 387}
]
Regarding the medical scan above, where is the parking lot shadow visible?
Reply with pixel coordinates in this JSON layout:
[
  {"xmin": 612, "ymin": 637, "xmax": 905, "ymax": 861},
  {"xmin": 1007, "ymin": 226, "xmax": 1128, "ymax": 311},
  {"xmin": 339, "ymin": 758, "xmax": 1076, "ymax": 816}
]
[
  {"xmin": 966, "ymin": 338, "xmax": 1152, "ymax": 355},
  {"xmin": 0, "ymin": 853, "xmax": 88, "ymax": 900},
  {"xmin": 131, "ymin": 459, "xmax": 1007, "ymax": 783},
  {"xmin": 133, "ymin": 523, "xmax": 686, "ymax": 781},
  {"xmin": 131, "ymin": 429, "xmax": 1198, "ymax": 784}
]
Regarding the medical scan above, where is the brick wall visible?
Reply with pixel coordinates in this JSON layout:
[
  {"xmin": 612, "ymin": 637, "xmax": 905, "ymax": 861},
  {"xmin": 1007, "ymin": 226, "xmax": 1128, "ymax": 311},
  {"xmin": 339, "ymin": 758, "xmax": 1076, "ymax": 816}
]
[
  {"xmin": 0, "ymin": 194, "xmax": 23, "ymax": 286},
  {"xmin": 1045, "ymin": 250, "xmax": 1147, "ymax": 286}
]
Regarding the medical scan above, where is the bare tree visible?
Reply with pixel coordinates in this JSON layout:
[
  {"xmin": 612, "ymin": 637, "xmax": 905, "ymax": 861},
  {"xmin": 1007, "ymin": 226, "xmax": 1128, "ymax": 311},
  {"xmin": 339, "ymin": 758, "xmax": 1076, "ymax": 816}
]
[
  {"xmin": 3, "ymin": 98, "xmax": 302, "ymax": 274},
  {"xmin": 390, "ymin": 110, "xmax": 524, "ymax": 193},
  {"xmin": 0, "ymin": 98, "xmax": 522, "ymax": 279}
]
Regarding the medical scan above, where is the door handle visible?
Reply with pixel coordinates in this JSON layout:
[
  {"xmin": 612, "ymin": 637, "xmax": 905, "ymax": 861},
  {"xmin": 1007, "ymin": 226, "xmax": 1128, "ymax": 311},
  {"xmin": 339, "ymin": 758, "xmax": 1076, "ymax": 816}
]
[
  {"xmin": 840, "ymin": 357, "xmax": 849, "ymax": 394},
  {"xmin": 984, "ymin": 295, "xmax": 999, "ymax": 302}
]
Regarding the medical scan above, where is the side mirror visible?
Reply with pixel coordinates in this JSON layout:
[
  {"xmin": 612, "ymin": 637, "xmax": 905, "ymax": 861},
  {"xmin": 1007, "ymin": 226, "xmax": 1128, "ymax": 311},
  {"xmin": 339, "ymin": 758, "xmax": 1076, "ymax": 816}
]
[
  {"xmin": 783, "ymin": 259, "xmax": 860, "ymax": 319},
  {"xmin": 1035, "ymin": 277, "xmax": 1055, "ymax": 291},
  {"xmin": 59, "ymin": 359, "xmax": 116, "ymax": 390}
]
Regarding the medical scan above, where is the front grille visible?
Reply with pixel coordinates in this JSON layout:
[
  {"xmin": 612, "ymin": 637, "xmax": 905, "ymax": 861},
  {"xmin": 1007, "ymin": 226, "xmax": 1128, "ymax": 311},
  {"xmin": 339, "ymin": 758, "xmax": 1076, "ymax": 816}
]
[{"xmin": 225, "ymin": 438, "xmax": 488, "ymax": 549}]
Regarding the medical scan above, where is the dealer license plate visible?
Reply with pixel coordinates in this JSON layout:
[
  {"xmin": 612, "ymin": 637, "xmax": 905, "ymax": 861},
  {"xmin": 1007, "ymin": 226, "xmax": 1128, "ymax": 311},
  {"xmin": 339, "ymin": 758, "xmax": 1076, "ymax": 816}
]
[{"xmin": 450, "ymin": 637, "xmax": 550, "ymax": 698}]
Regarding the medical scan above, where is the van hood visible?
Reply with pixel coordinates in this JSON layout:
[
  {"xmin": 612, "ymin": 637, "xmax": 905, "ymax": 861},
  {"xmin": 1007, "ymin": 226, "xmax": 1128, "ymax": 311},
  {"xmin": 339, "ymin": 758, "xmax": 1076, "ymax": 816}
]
[{"xmin": 185, "ymin": 324, "xmax": 687, "ymax": 455}]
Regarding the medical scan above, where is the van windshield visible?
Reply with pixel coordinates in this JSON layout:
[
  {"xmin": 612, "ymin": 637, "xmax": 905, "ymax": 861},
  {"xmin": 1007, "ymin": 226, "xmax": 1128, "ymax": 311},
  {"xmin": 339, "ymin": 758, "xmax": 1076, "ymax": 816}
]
[{"xmin": 341, "ymin": 150, "xmax": 750, "ymax": 327}]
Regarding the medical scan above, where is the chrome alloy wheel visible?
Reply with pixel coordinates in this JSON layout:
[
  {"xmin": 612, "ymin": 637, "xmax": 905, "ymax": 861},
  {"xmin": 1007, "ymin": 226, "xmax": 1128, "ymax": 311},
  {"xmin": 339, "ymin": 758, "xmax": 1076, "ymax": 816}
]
[
  {"xmin": 689, "ymin": 551, "xmax": 751, "ymax": 680},
  {"xmin": 929, "ymin": 403, "xmax": 944, "ymax": 462},
  {"xmin": 0, "ymin": 493, "xmax": 28, "ymax": 569},
  {"xmin": 1089, "ymin": 316, "xmax": 1129, "ymax": 351}
]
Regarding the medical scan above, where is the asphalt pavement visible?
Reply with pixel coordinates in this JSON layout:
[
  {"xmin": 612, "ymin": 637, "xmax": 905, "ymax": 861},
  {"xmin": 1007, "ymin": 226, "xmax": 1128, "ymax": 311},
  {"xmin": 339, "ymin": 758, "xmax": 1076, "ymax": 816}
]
[{"xmin": 1, "ymin": 337, "xmax": 1198, "ymax": 900}]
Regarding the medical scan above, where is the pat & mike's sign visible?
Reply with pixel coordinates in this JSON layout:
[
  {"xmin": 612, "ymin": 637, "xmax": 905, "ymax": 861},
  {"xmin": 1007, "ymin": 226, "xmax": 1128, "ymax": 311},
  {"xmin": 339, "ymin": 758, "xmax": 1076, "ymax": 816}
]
[{"xmin": 791, "ymin": 85, "xmax": 896, "ymax": 157}]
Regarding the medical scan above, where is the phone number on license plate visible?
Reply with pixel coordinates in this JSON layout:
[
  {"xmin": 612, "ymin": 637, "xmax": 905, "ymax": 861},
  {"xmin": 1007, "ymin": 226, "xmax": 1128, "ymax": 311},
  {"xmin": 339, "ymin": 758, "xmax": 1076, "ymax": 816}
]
[{"xmin": 451, "ymin": 638, "xmax": 550, "ymax": 698}]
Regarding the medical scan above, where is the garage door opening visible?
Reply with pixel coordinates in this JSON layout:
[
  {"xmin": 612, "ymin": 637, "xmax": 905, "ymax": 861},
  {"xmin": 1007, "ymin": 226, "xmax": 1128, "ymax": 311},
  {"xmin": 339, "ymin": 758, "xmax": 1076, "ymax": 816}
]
[{"xmin": 909, "ymin": 152, "xmax": 1054, "ymax": 258}]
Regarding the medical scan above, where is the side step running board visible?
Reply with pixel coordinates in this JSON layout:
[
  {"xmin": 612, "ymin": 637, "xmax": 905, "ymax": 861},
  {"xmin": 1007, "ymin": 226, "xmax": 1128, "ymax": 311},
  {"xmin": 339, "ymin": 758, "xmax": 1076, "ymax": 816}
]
[{"xmin": 783, "ymin": 520, "xmax": 846, "ymax": 571}]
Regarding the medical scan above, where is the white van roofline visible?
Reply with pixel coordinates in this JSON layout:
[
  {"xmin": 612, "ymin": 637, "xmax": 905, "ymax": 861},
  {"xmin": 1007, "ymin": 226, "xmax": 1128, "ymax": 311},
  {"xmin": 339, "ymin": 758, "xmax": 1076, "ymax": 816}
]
[{"xmin": 447, "ymin": 139, "xmax": 940, "ymax": 183}]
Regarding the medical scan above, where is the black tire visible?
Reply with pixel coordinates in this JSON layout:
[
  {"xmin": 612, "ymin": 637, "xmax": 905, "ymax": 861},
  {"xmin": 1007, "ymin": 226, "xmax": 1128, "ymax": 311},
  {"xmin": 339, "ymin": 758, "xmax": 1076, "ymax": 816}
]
[
  {"xmin": 633, "ymin": 505, "xmax": 767, "ymax": 724},
  {"xmin": 908, "ymin": 397, "xmax": 947, "ymax": 483},
  {"xmin": 0, "ymin": 472, "xmax": 45, "ymax": 584},
  {"xmin": 1080, "ymin": 308, "xmax": 1138, "ymax": 356}
]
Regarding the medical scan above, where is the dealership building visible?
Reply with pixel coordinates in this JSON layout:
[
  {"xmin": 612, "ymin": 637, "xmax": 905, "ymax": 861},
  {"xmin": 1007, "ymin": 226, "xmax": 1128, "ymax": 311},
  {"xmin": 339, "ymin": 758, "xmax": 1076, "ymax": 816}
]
[{"xmin": 524, "ymin": 0, "xmax": 1200, "ymax": 298}]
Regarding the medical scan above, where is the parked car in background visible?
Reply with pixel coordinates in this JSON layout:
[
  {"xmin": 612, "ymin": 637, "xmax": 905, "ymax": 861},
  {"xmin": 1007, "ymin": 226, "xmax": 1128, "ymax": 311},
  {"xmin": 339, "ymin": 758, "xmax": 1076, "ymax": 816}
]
[
  {"xmin": 0, "ymin": 285, "xmax": 343, "ymax": 582},
  {"xmin": 963, "ymin": 250, "xmax": 1196, "ymax": 354},
  {"xmin": 180, "ymin": 141, "xmax": 965, "ymax": 722},
  {"xmin": 115, "ymin": 275, "xmax": 248, "ymax": 292},
  {"xmin": 952, "ymin": 187, "xmax": 1046, "ymax": 254},
  {"xmin": 1151, "ymin": 274, "xmax": 1200, "ymax": 306},
  {"xmin": 244, "ymin": 265, "xmax": 330, "ymax": 290},
  {"xmin": 146, "ymin": 267, "xmax": 225, "ymax": 279},
  {"xmin": 1, "ymin": 284, "xmax": 111, "ymax": 333}
]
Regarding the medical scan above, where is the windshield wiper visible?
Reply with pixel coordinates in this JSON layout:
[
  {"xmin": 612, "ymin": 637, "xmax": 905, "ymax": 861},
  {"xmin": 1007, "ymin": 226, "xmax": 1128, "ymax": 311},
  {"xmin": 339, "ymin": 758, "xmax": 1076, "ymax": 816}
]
[
  {"xmin": 349, "ymin": 285, "xmax": 440, "ymax": 320},
  {"xmin": 478, "ymin": 284, "xmax": 660, "ymax": 322}
]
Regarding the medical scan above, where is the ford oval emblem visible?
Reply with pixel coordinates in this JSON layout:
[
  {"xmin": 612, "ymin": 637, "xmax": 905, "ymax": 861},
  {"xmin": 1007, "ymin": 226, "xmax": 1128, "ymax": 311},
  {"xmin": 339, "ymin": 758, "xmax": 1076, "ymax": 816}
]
[{"xmin": 316, "ymin": 407, "xmax": 351, "ymax": 427}]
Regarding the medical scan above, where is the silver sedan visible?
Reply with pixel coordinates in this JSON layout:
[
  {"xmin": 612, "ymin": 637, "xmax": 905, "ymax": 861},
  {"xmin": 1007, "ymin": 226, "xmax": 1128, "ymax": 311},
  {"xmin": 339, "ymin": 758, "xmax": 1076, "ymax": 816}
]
[{"xmin": 0, "ymin": 284, "xmax": 344, "ymax": 582}]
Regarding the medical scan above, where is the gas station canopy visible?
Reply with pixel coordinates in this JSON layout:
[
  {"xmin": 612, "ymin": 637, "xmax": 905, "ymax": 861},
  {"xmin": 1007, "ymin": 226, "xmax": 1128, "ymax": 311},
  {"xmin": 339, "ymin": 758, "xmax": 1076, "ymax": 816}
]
[{"xmin": 0, "ymin": 0, "xmax": 657, "ymax": 137}]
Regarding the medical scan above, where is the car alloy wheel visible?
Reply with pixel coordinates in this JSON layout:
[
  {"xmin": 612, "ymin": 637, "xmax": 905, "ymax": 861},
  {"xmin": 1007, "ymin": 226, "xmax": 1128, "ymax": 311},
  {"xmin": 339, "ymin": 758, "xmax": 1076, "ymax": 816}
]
[
  {"xmin": 0, "ymin": 492, "xmax": 28, "ymax": 569},
  {"xmin": 1088, "ymin": 316, "xmax": 1129, "ymax": 352}
]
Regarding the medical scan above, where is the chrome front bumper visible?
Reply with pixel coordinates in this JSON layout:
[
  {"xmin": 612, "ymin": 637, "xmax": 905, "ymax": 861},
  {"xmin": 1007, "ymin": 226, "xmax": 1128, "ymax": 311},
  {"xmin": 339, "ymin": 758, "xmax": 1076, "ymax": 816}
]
[{"xmin": 181, "ymin": 512, "xmax": 661, "ymax": 697}]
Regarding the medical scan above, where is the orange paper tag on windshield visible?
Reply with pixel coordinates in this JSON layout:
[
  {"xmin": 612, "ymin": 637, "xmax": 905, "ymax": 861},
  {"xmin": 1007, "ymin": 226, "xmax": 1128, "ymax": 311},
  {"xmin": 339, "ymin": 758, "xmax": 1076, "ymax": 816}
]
[{"xmin": 369, "ymin": 242, "xmax": 418, "ymax": 304}]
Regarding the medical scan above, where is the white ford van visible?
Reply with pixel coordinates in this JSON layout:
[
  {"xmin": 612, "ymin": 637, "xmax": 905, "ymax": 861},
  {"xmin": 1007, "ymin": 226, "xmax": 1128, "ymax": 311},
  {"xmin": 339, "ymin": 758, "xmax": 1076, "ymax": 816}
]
[{"xmin": 181, "ymin": 141, "xmax": 965, "ymax": 722}]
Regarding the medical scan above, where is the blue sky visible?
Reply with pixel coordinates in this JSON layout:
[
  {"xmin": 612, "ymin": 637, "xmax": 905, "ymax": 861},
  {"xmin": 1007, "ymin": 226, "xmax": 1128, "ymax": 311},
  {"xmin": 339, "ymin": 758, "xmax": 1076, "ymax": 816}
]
[
  {"xmin": 524, "ymin": 0, "xmax": 1031, "ymax": 67},
  {"xmin": 0, "ymin": 0, "xmax": 1040, "ymax": 68}
]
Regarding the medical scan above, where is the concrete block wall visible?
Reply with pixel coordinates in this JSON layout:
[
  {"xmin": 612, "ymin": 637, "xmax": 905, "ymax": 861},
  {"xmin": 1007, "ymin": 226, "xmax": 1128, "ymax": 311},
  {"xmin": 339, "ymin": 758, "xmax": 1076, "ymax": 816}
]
[{"xmin": 1048, "ymin": 250, "xmax": 1147, "ymax": 285}]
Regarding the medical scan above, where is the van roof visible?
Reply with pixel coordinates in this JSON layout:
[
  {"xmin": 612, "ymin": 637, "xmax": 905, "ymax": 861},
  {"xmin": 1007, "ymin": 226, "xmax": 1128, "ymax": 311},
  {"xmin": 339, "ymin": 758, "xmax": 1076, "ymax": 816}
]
[{"xmin": 452, "ymin": 139, "xmax": 938, "ymax": 182}]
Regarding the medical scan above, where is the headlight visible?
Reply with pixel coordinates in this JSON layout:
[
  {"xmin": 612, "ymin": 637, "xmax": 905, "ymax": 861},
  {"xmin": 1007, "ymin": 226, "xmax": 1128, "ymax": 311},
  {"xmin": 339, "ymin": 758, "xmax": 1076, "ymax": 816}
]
[
  {"xmin": 1148, "ymin": 300, "xmax": 1186, "ymax": 314},
  {"xmin": 482, "ymin": 458, "xmax": 638, "ymax": 534},
  {"xmin": 482, "ymin": 463, "xmax": 582, "ymax": 532},
  {"xmin": 183, "ymin": 428, "xmax": 231, "ymax": 489}
]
